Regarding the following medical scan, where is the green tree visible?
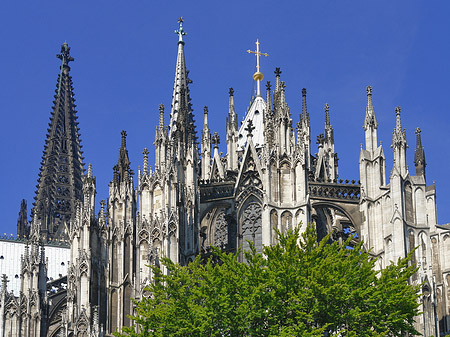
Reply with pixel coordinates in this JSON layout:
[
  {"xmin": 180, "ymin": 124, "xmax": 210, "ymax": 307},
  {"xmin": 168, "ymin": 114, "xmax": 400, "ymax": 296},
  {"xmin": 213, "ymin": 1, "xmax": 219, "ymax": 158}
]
[{"xmin": 117, "ymin": 224, "xmax": 421, "ymax": 336}]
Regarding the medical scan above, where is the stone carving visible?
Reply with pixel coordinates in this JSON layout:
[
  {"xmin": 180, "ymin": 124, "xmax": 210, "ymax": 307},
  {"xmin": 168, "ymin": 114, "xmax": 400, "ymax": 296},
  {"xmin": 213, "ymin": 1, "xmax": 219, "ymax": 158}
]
[{"xmin": 213, "ymin": 211, "xmax": 228, "ymax": 248}]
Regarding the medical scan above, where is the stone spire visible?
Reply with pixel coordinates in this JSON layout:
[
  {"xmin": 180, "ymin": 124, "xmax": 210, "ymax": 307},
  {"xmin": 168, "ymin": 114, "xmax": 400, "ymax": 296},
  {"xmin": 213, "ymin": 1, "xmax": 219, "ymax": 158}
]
[
  {"xmin": 169, "ymin": 18, "xmax": 192, "ymax": 139},
  {"xmin": 115, "ymin": 131, "xmax": 132, "ymax": 183},
  {"xmin": 301, "ymin": 88, "xmax": 310, "ymax": 126},
  {"xmin": 392, "ymin": 106, "xmax": 408, "ymax": 176},
  {"xmin": 142, "ymin": 148, "xmax": 149, "ymax": 175},
  {"xmin": 414, "ymin": 127, "xmax": 426, "ymax": 178},
  {"xmin": 363, "ymin": 86, "xmax": 379, "ymax": 153},
  {"xmin": 226, "ymin": 88, "xmax": 238, "ymax": 170},
  {"xmin": 33, "ymin": 42, "xmax": 84, "ymax": 242},
  {"xmin": 324, "ymin": 103, "xmax": 334, "ymax": 143},
  {"xmin": 201, "ymin": 106, "xmax": 211, "ymax": 179},
  {"xmin": 17, "ymin": 199, "xmax": 29, "ymax": 238}
]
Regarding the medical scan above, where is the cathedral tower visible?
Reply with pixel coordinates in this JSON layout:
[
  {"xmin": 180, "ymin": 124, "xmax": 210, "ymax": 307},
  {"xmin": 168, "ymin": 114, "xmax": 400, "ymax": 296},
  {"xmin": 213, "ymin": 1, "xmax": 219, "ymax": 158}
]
[{"xmin": 33, "ymin": 43, "xmax": 84, "ymax": 242}]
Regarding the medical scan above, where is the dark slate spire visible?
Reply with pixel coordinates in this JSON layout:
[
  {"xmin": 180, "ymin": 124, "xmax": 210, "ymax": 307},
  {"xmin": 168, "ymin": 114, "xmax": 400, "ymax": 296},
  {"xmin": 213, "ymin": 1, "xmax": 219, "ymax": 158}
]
[
  {"xmin": 414, "ymin": 127, "xmax": 426, "ymax": 178},
  {"xmin": 33, "ymin": 43, "xmax": 84, "ymax": 242}
]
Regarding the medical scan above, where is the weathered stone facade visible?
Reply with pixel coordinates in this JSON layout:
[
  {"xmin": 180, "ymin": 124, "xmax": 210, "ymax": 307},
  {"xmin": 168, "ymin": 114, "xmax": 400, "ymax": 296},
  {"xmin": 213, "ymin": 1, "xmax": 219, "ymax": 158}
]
[{"xmin": 1, "ymin": 20, "xmax": 449, "ymax": 336}]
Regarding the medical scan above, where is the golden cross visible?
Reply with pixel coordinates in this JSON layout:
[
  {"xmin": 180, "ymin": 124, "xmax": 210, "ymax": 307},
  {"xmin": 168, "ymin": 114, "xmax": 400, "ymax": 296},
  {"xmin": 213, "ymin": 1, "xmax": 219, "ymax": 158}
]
[
  {"xmin": 247, "ymin": 39, "xmax": 268, "ymax": 96},
  {"xmin": 247, "ymin": 39, "xmax": 268, "ymax": 73}
]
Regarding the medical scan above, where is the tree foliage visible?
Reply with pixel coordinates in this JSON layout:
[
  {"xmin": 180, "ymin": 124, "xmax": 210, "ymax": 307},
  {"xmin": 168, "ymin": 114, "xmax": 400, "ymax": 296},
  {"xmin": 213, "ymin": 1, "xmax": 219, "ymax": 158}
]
[{"xmin": 117, "ymin": 224, "xmax": 421, "ymax": 337}]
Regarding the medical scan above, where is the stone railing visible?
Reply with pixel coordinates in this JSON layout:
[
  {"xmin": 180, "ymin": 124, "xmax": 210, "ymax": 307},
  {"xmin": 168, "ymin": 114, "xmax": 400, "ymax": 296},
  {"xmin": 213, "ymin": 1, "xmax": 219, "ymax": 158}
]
[
  {"xmin": 199, "ymin": 181, "xmax": 235, "ymax": 203},
  {"xmin": 309, "ymin": 179, "xmax": 360, "ymax": 203}
]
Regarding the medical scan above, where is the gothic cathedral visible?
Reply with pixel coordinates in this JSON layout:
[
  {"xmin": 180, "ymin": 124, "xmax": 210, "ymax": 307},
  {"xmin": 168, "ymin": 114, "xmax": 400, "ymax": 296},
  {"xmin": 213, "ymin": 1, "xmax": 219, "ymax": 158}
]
[{"xmin": 1, "ymin": 20, "xmax": 449, "ymax": 337}]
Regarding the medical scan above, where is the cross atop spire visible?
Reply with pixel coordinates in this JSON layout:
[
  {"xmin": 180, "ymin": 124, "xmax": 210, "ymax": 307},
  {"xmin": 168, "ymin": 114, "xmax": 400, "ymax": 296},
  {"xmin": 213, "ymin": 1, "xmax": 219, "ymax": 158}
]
[
  {"xmin": 175, "ymin": 17, "xmax": 187, "ymax": 44},
  {"xmin": 247, "ymin": 39, "xmax": 268, "ymax": 96},
  {"xmin": 57, "ymin": 42, "xmax": 74, "ymax": 67}
]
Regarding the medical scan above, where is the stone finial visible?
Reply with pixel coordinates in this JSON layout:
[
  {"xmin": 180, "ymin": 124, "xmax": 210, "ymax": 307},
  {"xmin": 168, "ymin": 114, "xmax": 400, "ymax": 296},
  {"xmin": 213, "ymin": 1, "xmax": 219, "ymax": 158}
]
[
  {"xmin": 121, "ymin": 130, "xmax": 127, "ymax": 149},
  {"xmin": 229, "ymin": 87, "xmax": 234, "ymax": 96},
  {"xmin": 87, "ymin": 163, "xmax": 93, "ymax": 179},
  {"xmin": 415, "ymin": 127, "xmax": 422, "ymax": 146},
  {"xmin": 316, "ymin": 134, "xmax": 325, "ymax": 146},
  {"xmin": 245, "ymin": 120, "xmax": 255, "ymax": 137},
  {"xmin": 366, "ymin": 85, "xmax": 373, "ymax": 109},
  {"xmin": 175, "ymin": 17, "xmax": 187, "ymax": 43},
  {"xmin": 56, "ymin": 42, "xmax": 74, "ymax": 67},
  {"xmin": 324, "ymin": 103, "xmax": 330, "ymax": 126},
  {"xmin": 395, "ymin": 106, "xmax": 402, "ymax": 130},
  {"xmin": 266, "ymin": 81, "xmax": 271, "ymax": 91},
  {"xmin": 274, "ymin": 67, "xmax": 282, "ymax": 76},
  {"xmin": 212, "ymin": 132, "xmax": 220, "ymax": 148},
  {"xmin": 143, "ymin": 148, "xmax": 149, "ymax": 173},
  {"xmin": 301, "ymin": 88, "xmax": 308, "ymax": 123},
  {"xmin": 158, "ymin": 104, "xmax": 165, "ymax": 128}
]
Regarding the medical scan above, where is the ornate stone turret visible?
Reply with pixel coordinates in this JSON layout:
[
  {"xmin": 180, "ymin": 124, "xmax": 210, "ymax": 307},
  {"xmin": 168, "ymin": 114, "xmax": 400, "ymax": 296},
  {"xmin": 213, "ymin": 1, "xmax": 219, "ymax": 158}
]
[
  {"xmin": 107, "ymin": 131, "xmax": 137, "ymax": 333},
  {"xmin": 315, "ymin": 103, "xmax": 338, "ymax": 181},
  {"xmin": 33, "ymin": 42, "xmax": 84, "ymax": 242},
  {"xmin": 20, "ymin": 235, "xmax": 47, "ymax": 336},
  {"xmin": 67, "ymin": 164, "xmax": 106, "ymax": 336}
]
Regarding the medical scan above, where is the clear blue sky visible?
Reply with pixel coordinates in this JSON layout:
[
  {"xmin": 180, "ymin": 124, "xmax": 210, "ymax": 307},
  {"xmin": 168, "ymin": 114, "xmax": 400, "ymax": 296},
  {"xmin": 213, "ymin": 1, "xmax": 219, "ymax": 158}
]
[{"xmin": 1, "ymin": 1, "xmax": 449, "ymax": 235}]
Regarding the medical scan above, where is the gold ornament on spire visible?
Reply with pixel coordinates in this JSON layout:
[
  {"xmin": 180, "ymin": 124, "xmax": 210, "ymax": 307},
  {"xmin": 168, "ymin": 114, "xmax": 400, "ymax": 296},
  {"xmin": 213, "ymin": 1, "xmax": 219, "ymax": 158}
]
[{"xmin": 247, "ymin": 39, "xmax": 268, "ymax": 96}]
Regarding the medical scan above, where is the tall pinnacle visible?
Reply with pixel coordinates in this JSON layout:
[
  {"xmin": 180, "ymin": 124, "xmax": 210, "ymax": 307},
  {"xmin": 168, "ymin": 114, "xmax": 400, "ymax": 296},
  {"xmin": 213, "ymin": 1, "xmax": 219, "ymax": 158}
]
[
  {"xmin": 324, "ymin": 103, "xmax": 330, "ymax": 127},
  {"xmin": 169, "ymin": 18, "xmax": 192, "ymax": 139},
  {"xmin": 301, "ymin": 88, "xmax": 309, "ymax": 126},
  {"xmin": 392, "ymin": 106, "xmax": 408, "ymax": 176},
  {"xmin": 414, "ymin": 127, "xmax": 426, "ymax": 178},
  {"xmin": 33, "ymin": 42, "xmax": 84, "ymax": 242},
  {"xmin": 364, "ymin": 86, "xmax": 378, "ymax": 130},
  {"xmin": 116, "ymin": 130, "xmax": 131, "ymax": 183}
]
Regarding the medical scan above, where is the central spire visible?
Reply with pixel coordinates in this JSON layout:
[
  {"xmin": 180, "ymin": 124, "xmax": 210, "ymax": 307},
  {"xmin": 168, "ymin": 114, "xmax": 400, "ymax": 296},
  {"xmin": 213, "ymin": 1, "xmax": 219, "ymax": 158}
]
[
  {"xmin": 247, "ymin": 39, "xmax": 268, "ymax": 96},
  {"xmin": 169, "ymin": 18, "xmax": 192, "ymax": 139}
]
